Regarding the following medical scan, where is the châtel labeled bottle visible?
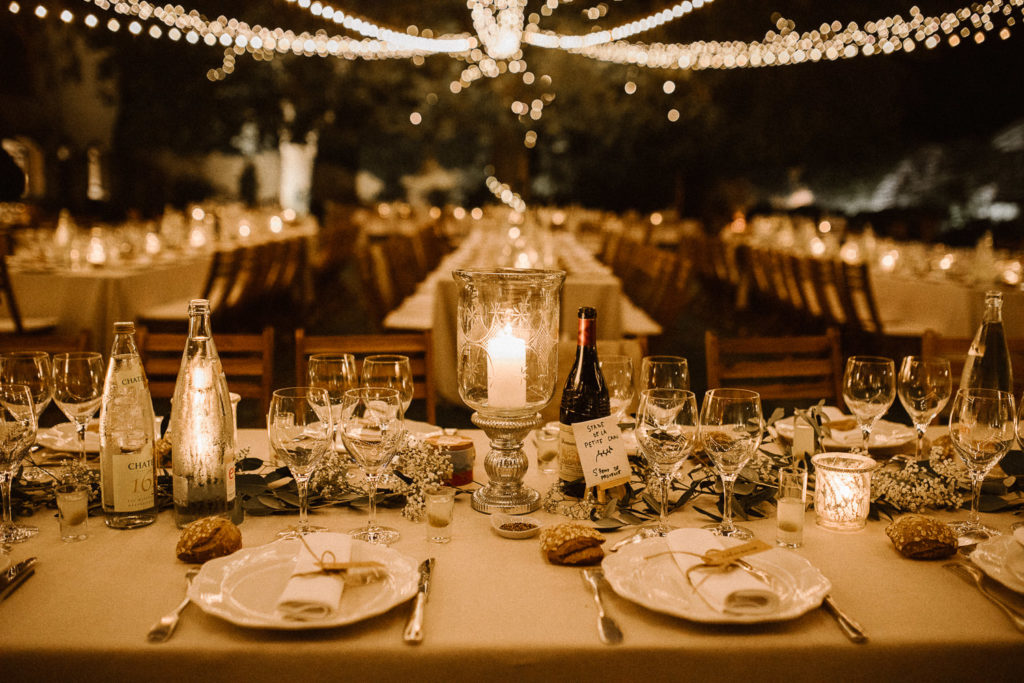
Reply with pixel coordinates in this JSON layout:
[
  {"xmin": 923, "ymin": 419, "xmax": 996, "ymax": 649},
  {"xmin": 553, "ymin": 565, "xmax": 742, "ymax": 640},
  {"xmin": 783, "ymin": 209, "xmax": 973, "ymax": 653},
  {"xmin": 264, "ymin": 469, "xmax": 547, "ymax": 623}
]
[
  {"xmin": 99, "ymin": 322, "xmax": 158, "ymax": 529},
  {"xmin": 170, "ymin": 299, "xmax": 241, "ymax": 527},
  {"xmin": 960, "ymin": 290, "xmax": 1013, "ymax": 393},
  {"xmin": 558, "ymin": 307, "xmax": 610, "ymax": 489}
]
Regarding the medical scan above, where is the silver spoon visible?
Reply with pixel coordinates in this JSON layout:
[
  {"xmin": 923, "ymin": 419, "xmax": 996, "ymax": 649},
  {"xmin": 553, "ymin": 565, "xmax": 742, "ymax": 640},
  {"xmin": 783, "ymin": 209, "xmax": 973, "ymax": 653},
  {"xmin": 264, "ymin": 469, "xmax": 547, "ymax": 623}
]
[{"xmin": 147, "ymin": 567, "xmax": 200, "ymax": 643}]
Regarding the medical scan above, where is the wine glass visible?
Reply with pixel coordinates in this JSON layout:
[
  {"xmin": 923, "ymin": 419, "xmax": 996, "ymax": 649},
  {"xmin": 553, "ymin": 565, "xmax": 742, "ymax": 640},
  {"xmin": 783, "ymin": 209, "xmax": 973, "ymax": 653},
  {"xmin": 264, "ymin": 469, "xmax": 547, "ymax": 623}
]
[
  {"xmin": 948, "ymin": 388, "xmax": 1016, "ymax": 542},
  {"xmin": 339, "ymin": 387, "xmax": 405, "ymax": 545},
  {"xmin": 842, "ymin": 356, "xmax": 896, "ymax": 454},
  {"xmin": 600, "ymin": 354, "xmax": 635, "ymax": 425},
  {"xmin": 307, "ymin": 353, "xmax": 358, "ymax": 453},
  {"xmin": 897, "ymin": 356, "xmax": 952, "ymax": 460},
  {"xmin": 0, "ymin": 351, "xmax": 53, "ymax": 422},
  {"xmin": 267, "ymin": 387, "xmax": 333, "ymax": 538},
  {"xmin": 52, "ymin": 352, "xmax": 106, "ymax": 469},
  {"xmin": 639, "ymin": 355, "xmax": 689, "ymax": 392},
  {"xmin": 635, "ymin": 388, "xmax": 699, "ymax": 535},
  {"xmin": 0, "ymin": 384, "xmax": 38, "ymax": 543},
  {"xmin": 361, "ymin": 355, "xmax": 414, "ymax": 414},
  {"xmin": 699, "ymin": 388, "xmax": 763, "ymax": 540}
]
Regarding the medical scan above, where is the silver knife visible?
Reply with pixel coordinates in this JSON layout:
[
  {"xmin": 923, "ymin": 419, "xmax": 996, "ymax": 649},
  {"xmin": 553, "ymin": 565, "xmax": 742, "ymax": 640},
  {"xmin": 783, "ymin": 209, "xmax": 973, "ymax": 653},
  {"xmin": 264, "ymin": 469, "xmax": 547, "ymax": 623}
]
[
  {"xmin": 402, "ymin": 558, "xmax": 435, "ymax": 644},
  {"xmin": 822, "ymin": 594, "xmax": 868, "ymax": 643},
  {"xmin": 0, "ymin": 557, "xmax": 38, "ymax": 602}
]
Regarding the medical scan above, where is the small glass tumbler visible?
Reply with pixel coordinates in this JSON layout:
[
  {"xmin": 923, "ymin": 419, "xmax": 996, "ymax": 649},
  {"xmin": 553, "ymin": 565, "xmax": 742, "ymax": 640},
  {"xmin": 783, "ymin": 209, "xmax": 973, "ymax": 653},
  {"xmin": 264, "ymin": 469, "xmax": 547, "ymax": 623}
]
[
  {"xmin": 533, "ymin": 422, "xmax": 560, "ymax": 475},
  {"xmin": 425, "ymin": 486, "xmax": 455, "ymax": 543},
  {"xmin": 55, "ymin": 483, "xmax": 89, "ymax": 542},
  {"xmin": 776, "ymin": 465, "xmax": 807, "ymax": 548}
]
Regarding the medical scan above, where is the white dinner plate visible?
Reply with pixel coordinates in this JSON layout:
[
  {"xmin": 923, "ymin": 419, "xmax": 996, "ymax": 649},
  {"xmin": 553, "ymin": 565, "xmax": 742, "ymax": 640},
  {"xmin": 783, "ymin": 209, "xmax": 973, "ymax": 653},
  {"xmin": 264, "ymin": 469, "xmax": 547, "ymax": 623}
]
[
  {"xmin": 37, "ymin": 423, "xmax": 100, "ymax": 453},
  {"xmin": 188, "ymin": 538, "xmax": 419, "ymax": 630},
  {"xmin": 970, "ymin": 535, "xmax": 1024, "ymax": 594},
  {"xmin": 601, "ymin": 537, "xmax": 831, "ymax": 624},
  {"xmin": 775, "ymin": 416, "xmax": 915, "ymax": 452}
]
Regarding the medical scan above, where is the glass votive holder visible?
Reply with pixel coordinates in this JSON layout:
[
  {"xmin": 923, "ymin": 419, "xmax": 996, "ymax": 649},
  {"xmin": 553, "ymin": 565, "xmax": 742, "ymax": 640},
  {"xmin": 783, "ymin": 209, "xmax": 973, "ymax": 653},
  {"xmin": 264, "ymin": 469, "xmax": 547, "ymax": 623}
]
[
  {"xmin": 55, "ymin": 483, "xmax": 90, "ymax": 542},
  {"xmin": 812, "ymin": 453, "xmax": 877, "ymax": 532},
  {"xmin": 425, "ymin": 486, "xmax": 456, "ymax": 544},
  {"xmin": 532, "ymin": 422, "xmax": 560, "ymax": 475},
  {"xmin": 776, "ymin": 464, "xmax": 807, "ymax": 548}
]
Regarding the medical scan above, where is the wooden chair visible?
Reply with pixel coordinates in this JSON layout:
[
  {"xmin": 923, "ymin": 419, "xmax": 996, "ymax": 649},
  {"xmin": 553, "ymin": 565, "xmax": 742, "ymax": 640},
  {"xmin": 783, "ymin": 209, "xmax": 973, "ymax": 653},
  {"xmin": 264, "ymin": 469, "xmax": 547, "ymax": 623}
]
[
  {"xmin": 137, "ymin": 246, "xmax": 243, "ymax": 325},
  {"xmin": 921, "ymin": 329, "xmax": 1024, "ymax": 398},
  {"xmin": 0, "ymin": 329, "xmax": 91, "ymax": 354},
  {"xmin": 0, "ymin": 252, "xmax": 59, "ymax": 335},
  {"xmin": 136, "ymin": 325, "xmax": 275, "ymax": 420},
  {"xmin": 294, "ymin": 329, "xmax": 436, "ymax": 424},
  {"xmin": 705, "ymin": 328, "xmax": 845, "ymax": 410},
  {"xmin": 835, "ymin": 260, "xmax": 885, "ymax": 334}
]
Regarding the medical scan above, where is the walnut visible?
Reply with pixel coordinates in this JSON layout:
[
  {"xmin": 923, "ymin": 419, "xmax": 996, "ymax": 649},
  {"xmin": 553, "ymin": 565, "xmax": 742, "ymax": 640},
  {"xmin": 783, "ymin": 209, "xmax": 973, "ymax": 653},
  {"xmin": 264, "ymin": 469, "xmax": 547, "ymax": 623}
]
[
  {"xmin": 885, "ymin": 514, "xmax": 956, "ymax": 560},
  {"xmin": 539, "ymin": 522, "xmax": 606, "ymax": 565},
  {"xmin": 176, "ymin": 516, "xmax": 242, "ymax": 563}
]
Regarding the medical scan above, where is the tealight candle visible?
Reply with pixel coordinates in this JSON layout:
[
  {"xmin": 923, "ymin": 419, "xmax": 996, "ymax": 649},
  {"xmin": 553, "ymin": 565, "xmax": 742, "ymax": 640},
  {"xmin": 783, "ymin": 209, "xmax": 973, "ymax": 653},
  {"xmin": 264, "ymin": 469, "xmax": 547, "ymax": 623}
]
[
  {"xmin": 487, "ymin": 324, "xmax": 527, "ymax": 409},
  {"xmin": 812, "ymin": 453, "xmax": 877, "ymax": 531}
]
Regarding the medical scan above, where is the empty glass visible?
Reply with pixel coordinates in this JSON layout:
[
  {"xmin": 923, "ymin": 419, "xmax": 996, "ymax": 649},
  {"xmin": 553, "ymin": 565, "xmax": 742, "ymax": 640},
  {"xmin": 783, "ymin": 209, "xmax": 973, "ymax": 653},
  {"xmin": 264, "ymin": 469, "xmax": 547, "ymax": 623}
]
[
  {"xmin": 362, "ymin": 355, "xmax": 414, "ymax": 414},
  {"xmin": 267, "ymin": 387, "xmax": 333, "ymax": 537},
  {"xmin": 52, "ymin": 352, "xmax": 105, "ymax": 469},
  {"xmin": 600, "ymin": 355, "xmax": 635, "ymax": 425},
  {"xmin": 639, "ymin": 355, "xmax": 690, "ymax": 392},
  {"xmin": 948, "ymin": 388, "xmax": 1016, "ymax": 542},
  {"xmin": 699, "ymin": 388, "xmax": 763, "ymax": 540},
  {"xmin": 842, "ymin": 356, "xmax": 896, "ymax": 454},
  {"xmin": 0, "ymin": 384, "xmax": 38, "ymax": 543},
  {"xmin": 897, "ymin": 356, "xmax": 952, "ymax": 459},
  {"xmin": 0, "ymin": 351, "xmax": 53, "ymax": 422},
  {"xmin": 308, "ymin": 353, "xmax": 358, "ymax": 453},
  {"xmin": 635, "ymin": 388, "xmax": 699, "ymax": 535},
  {"xmin": 339, "ymin": 387, "xmax": 405, "ymax": 545}
]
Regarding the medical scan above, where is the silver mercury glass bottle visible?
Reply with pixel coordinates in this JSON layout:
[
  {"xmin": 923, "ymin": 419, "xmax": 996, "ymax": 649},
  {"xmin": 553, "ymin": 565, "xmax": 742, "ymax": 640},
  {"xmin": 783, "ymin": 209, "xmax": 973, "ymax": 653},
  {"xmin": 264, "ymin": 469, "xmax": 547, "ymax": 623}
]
[
  {"xmin": 170, "ymin": 299, "xmax": 240, "ymax": 527},
  {"xmin": 99, "ymin": 322, "xmax": 158, "ymax": 528}
]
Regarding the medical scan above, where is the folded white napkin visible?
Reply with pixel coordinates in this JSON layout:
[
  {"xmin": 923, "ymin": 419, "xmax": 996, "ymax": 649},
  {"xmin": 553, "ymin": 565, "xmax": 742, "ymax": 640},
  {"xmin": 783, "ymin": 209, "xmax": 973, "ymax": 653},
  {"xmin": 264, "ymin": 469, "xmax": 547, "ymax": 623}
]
[
  {"xmin": 666, "ymin": 528, "xmax": 780, "ymax": 616},
  {"xmin": 275, "ymin": 533, "xmax": 352, "ymax": 621}
]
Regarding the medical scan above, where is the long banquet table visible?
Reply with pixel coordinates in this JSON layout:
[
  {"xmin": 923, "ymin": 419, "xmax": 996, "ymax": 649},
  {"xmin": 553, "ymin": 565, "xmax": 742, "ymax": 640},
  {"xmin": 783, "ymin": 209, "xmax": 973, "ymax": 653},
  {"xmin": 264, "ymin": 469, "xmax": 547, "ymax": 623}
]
[{"xmin": 1, "ymin": 426, "xmax": 1022, "ymax": 682}]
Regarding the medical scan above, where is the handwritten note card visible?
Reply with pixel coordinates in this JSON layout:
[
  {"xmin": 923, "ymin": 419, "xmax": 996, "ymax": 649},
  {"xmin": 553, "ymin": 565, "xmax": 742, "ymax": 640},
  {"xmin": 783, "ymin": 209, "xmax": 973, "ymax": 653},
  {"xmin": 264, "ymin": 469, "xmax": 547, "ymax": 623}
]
[{"xmin": 572, "ymin": 416, "xmax": 631, "ymax": 490}]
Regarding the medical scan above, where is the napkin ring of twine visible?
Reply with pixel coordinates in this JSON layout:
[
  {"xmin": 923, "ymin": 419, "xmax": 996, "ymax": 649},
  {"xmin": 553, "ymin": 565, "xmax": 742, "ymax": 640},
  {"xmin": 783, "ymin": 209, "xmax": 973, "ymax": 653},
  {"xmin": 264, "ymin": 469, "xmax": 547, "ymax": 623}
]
[
  {"xmin": 293, "ymin": 535, "xmax": 387, "ymax": 580},
  {"xmin": 645, "ymin": 539, "xmax": 773, "ymax": 591}
]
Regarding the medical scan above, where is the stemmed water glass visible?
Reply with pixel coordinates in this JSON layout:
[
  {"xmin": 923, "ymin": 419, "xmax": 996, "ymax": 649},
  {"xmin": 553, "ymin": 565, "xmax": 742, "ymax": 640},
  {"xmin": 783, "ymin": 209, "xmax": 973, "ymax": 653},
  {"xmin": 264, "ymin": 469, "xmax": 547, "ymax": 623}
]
[
  {"xmin": 635, "ymin": 388, "xmax": 699, "ymax": 535},
  {"xmin": 948, "ymin": 388, "xmax": 1016, "ymax": 542},
  {"xmin": 699, "ymin": 388, "xmax": 764, "ymax": 540},
  {"xmin": 842, "ymin": 356, "xmax": 896, "ymax": 454},
  {"xmin": 600, "ymin": 355, "xmax": 635, "ymax": 425},
  {"xmin": 639, "ymin": 355, "xmax": 690, "ymax": 392},
  {"xmin": 897, "ymin": 356, "xmax": 952, "ymax": 460},
  {"xmin": 267, "ymin": 387, "xmax": 333, "ymax": 538},
  {"xmin": 308, "ymin": 353, "xmax": 358, "ymax": 454},
  {"xmin": 0, "ymin": 351, "xmax": 53, "ymax": 424},
  {"xmin": 361, "ymin": 355, "xmax": 414, "ymax": 414},
  {"xmin": 339, "ymin": 387, "xmax": 405, "ymax": 545},
  {"xmin": 52, "ymin": 352, "xmax": 106, "ymax": 469},
  {"xmin": 0, "ymin": 384, "xmax": 38, "ymax": 543}
]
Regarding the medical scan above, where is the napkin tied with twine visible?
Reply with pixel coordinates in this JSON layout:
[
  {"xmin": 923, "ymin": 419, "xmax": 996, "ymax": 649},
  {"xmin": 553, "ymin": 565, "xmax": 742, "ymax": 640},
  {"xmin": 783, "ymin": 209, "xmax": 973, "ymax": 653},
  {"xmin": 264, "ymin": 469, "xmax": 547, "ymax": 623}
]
[{"xmin": 275, "ymin": 533, "xmax": 353, "ymax": 621}]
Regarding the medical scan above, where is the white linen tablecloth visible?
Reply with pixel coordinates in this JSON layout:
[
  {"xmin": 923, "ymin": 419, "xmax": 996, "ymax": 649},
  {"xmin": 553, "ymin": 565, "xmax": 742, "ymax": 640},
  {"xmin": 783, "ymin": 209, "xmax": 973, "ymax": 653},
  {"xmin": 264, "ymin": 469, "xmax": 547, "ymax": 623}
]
[{"xmin": 1, "ymin": 428, "xmax": 1022, "ymax": 682}]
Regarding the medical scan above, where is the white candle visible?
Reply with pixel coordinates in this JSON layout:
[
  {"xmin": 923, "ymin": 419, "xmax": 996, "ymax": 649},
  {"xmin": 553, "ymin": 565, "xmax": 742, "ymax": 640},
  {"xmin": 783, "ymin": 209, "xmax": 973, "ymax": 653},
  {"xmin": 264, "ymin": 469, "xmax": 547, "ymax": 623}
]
[{"xmin": 487, "ymin": 325, "xmax": 527, "ymax": 409}]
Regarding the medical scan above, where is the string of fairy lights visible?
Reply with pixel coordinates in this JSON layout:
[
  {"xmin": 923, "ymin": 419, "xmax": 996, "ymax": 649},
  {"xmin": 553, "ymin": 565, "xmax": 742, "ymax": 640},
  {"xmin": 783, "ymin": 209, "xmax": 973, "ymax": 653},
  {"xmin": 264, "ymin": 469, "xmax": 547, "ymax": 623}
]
[{"xmin": 7, "ymin": 0, "xmax": 1024, "ymax": 210}]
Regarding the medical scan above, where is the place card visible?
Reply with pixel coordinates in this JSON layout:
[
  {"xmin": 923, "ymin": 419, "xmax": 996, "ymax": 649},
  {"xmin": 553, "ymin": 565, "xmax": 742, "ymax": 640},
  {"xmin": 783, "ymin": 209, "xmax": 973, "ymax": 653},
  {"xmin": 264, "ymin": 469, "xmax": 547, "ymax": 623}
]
[{"xmin": 572, "ymin": 416, "xmax": 631, "ymax": 490}]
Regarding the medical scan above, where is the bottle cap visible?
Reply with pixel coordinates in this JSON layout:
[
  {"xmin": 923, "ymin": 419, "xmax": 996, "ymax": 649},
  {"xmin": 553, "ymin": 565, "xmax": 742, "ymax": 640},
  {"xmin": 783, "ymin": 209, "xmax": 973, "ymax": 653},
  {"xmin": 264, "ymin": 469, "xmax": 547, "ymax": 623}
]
[{"xmin": 113, "ymin": 322, "xmax": 135, "ymax": 334}]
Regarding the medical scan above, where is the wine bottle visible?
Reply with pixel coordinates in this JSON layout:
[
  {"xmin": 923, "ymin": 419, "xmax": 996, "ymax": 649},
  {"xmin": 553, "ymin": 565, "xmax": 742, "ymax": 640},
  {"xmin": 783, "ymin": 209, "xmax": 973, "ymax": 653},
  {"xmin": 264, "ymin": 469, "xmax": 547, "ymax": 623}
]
[
  {"xmin": 960, "ymin": 290, "xmax": 1013, "ymax": 394},
  {"xmin": 170, "ymin": 299, "xmax": 241, "ymax": 527},
  {"xmin": 558, "ymin": 307, "xmax": 610, "ymax": 487},
  {"xmin": 99, "ymin": 322, "xmax": 158, "ymax": 529}
]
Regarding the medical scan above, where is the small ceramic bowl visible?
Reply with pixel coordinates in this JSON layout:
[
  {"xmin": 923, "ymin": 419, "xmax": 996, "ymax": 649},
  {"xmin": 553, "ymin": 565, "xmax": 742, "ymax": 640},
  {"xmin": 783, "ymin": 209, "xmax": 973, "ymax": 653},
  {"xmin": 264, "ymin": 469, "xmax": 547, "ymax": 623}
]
[{"xmin": 491, "ymin": 514, "xmax": 542, "ymax": 539}]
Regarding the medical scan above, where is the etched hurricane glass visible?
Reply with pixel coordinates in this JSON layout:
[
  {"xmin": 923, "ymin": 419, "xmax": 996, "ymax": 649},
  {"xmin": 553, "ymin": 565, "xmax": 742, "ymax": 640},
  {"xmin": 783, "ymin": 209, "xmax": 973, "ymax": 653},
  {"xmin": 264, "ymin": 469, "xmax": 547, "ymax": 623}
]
[
  {"xmin": 842, "ymin": 356, "xmax": 896, "ymax": 454},
  {"xmin": 700, "ymin": 388, "xmax": 763, "ymax": 540},
  {"xmin": 635, "ymin": 388, "xmax": 699, "ymax": 535},
  {"xmin": 948, "ymin": 388, "xmax": 1015, "ymax": 542},
  {"xmin": 0, "ymin": 384, "xmax": 38, "ymax": 543},
  {"xmin": 339, "ymin": 387, "xmax": 405, "ymax": 545},
  {"xmin": 268, "ymin": 387, "xmax": 333, "ymax": 538},
  {"xmin": 897, "ymin": 356, "xmax": 952, "ymax": 459}
]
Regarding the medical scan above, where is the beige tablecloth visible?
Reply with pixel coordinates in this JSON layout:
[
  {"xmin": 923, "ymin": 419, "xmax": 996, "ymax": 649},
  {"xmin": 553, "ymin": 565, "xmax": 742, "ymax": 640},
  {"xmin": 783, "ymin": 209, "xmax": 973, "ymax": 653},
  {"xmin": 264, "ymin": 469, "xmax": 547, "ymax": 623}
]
[{"xmin": 1, "ymin": 427, "xmax": 1022, "ymax": 682}]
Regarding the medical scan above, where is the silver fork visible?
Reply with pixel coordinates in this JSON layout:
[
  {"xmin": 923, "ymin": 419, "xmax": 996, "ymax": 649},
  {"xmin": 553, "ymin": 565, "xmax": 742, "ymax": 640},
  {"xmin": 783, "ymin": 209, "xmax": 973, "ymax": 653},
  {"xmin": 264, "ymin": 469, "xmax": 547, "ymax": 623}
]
[
  {"xmin": 581, "ymin": 568, "xmax": 623, "ymax": 645},
  {"xmin": 945, "ymin": 561, "xmax": 1024, "ymax": 632},
  {"xmin": 147, "ymin": 567, "xmax": 200, "ymax": 643}
]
